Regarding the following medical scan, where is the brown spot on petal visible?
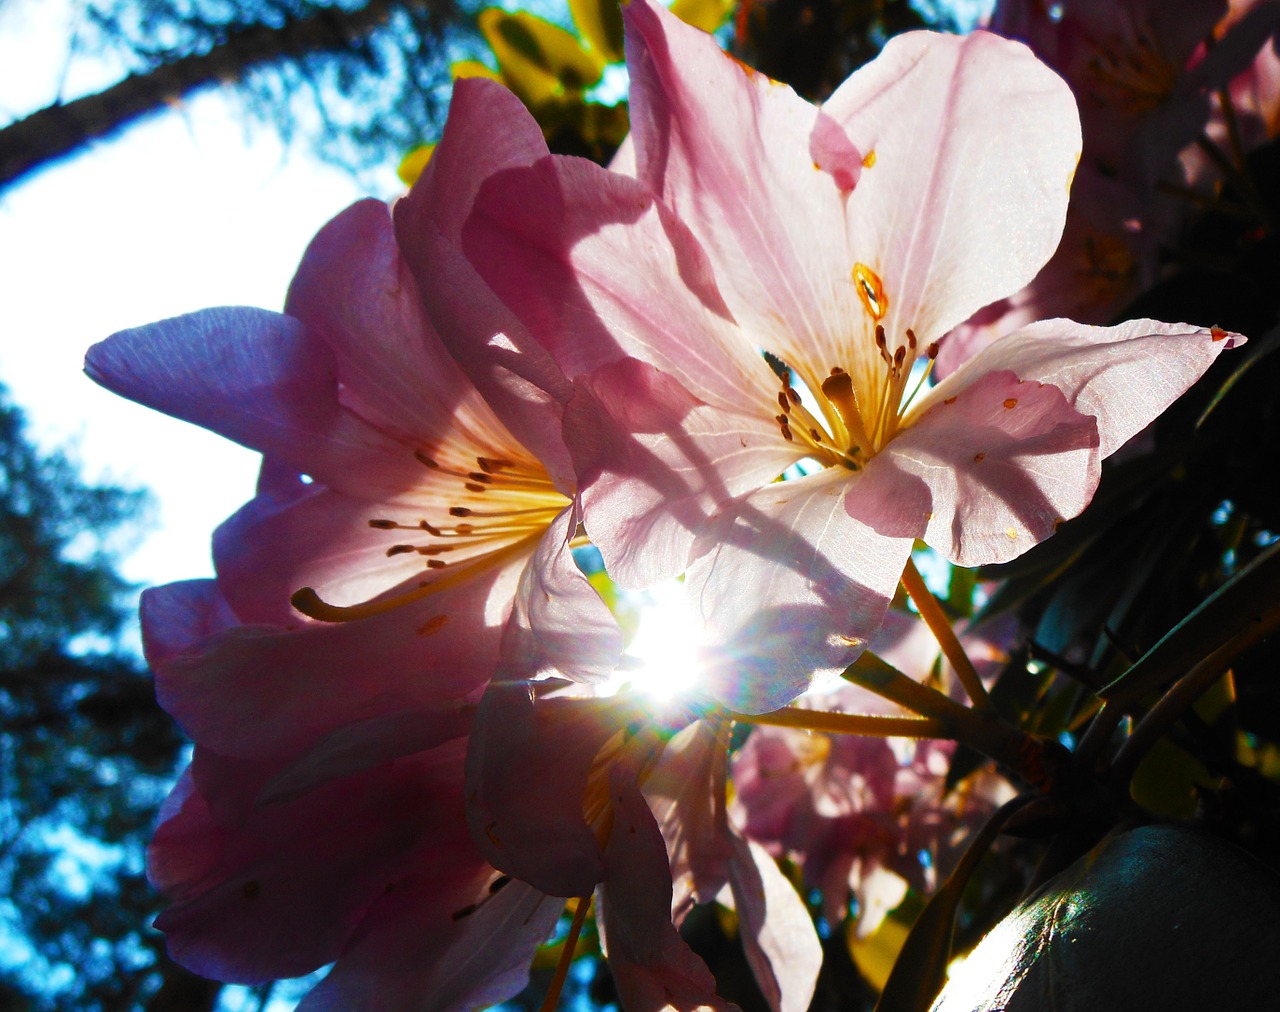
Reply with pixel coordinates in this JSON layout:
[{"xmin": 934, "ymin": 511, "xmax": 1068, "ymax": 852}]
[
  {"xmin": 418, "ymin": 614, "xmax": 449, "ymax": 636},
  {"xmin": 1003, "ymin": 398, "xmax": 1018, "ymax": 409},
  {"xmin": 862, "ymin": 149, "xmax": 877, "ymax": 168},
  {"xmin": 944, "ymin": 396, "xmax": 957, "ymax": 405},
  {"xmin": 1006, "ymin": 527, "xmax": 1018, "ymax": 540},
  {"xmin": 974, "ymin": 452, "xmax": 986, "ymax": 463},
  {"xmin": 1211, "ymin": 326, "xmax": 1228, "ymax": 342}
]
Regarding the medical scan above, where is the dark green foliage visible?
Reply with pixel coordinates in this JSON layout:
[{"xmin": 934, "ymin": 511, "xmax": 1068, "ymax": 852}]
[{"xmin": 0, "ymin": 386, "xmax": 203, "ymax": 1009}]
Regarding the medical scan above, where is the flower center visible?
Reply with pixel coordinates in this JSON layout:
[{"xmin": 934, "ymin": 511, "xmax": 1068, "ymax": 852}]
[
  {"xmin": 770, "ymin": 263, "xmax": 936, "ymax": 470},
  {"xmin": 1085, "ymin": 22, "xmax": 1179, "ymax": 117},
  {"xmin": 291, "ymin": 449, "xmax": 568, "ymax": 622}
]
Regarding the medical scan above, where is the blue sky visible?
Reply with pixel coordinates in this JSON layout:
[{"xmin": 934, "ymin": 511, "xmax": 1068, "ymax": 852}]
[{"xmin": 0, "ymin": 0, "xmax": 381, "ymax": 598}]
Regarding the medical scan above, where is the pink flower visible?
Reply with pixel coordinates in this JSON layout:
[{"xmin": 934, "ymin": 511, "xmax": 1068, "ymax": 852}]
[
  {"xmin": 86, "ymin": 80, "xmax": 622, "ymax": 1002},
  {"xmin": 462, "ymin": 0, "xmax": 1244, "ymax": 713},
  {"xmin": 465, "ymin": 681, "xmax": 822, "ymax": 1009},
  {"xmin": 731, "ymin": 702, "xmax": 1012, "ymax": 936},
  {"xmin": 944, "ymin": 0, "xmax": 1280, "ymax": 364},
  {"xmin": 86, "ymin": 84, "xmax": 620, "ymax": 767}
]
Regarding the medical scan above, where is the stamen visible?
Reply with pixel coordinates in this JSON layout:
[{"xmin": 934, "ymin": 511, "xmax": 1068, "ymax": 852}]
[
  {"xmin": 414, "ymin": 451, "xmax": 439, "ymax": 469},
  {"xmin": 476, "ymin": 456, "xmax": 513, "ymax": 473},
  {"xmin": 777, "ymin": 391, "xmax": 791, "ymax": 414},
  {"xmin": 852, "ymin": 262, "xmax": 888, "ymax": 321},
  {"xmin": 539, "ymin": 898, "xmax": 592, "ymax": 1012}
]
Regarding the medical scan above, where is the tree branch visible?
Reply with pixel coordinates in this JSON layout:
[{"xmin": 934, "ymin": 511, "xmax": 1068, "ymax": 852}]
[{"xmin": 0, "ymin": 0, "xmax": 425, "ymax": 192}]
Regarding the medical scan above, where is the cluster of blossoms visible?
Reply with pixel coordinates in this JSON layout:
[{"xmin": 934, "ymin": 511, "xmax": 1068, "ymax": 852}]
[{"xmin": 86, "ymin": 0, "xmax": 1266, "ymax": 1006}]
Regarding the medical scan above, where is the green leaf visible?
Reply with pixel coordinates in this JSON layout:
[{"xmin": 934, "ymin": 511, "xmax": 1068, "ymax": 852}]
[
  {"xmin": 569, "ymin": 0, "xmax": 625, "ymax": 63},
  {"xmin": 933, "ymin": 825, "xmax": 1280, "ymax": 1011}
]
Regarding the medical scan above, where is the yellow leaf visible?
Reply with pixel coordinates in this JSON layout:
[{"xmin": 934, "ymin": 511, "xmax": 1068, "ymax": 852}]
[
  {"xmin": 396, "ymin": 143, "xmax": 435, "ymax": 186},
  {"xmin": 669, "ymin": 0, "xmax": 734, "ymax": 33},
  {"xmin": 451, "ymin": 59, "xmax": 502, "ymax": 82},
  {"xmin": 570, "ymin": 0, "xmax": 625, "ymax": 62},
  {"xmin": 848, "ymin": 892, "xmax": 924, "ymax": 993},
  {"xmin": 479, "ymin": 8, "xmax": 604, "ymax": 108}
]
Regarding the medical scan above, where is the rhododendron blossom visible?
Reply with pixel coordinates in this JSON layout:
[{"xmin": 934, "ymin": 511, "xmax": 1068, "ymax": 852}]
[
  {"xmin": 463, "ymin": 0, "xmax": 1244, "ymax": 714},
  {"xmin": 84, "ymin": 82, "xmax": 623, "ymax": 1003}
]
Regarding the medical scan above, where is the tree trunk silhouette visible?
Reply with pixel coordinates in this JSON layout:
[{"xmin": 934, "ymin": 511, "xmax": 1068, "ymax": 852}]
[{"xmin": 0, "ymin": 0, "xmax": 423, "ymax": 192}]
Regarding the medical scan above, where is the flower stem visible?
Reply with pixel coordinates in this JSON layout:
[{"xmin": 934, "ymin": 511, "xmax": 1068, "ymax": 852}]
[
  {"xmin": 733, "ymin": 706, "xmax": 952, "ymax": 739},
  {"xmin": 900, "ymin": 557, "xmax": 991, "ymax": 709},
  {"xmin": 539, "ymin": 895, "xmax": 591, "ymax": 1012}
]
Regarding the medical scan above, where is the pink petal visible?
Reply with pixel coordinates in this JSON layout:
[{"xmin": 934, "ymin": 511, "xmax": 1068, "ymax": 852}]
[
  {"xmin": 498, "ymin": 508, "xmax": 622, "ymax": 683},
  {"xmin": 393, "ymin": 79, "xmax": 576, "ymax": 487},
  {"xmin": 623, "ymin": 0, "xmax": 856, "ymax": 375},
  {"xmin": 140, "ymin": 580, "xmax": 239, "ymax": 667},
  {"xmin": 642, "ymin": 721, "xmax": 733, "ymax": 922},
  {"xmin": 810, "ymin": 109, "xmax": 864, "ymax": 193},
  {"xmin": 685, "ymin": 467, "xmax": 912, "ymax": 713},
  {"xmin": 464, "ymin": 151, "xmax": 779, "ymax": 415},
  {"xmin": 300, "ymin": 877, "xmax": 559, "ymax": 1011},
  {"xmin": 403, "ymin": 77, "xmax": 548, "ymax": 243},
  {"xmin": 209, "ymin": 477, "xmax": 527, "ymax": 625},
  {"xmin": 150, "ymin": 563, "xmax": 514, "ymax": 761},
  {"xmin": 285, "ymin": 199, "xmax": 517, "ymax": 456},
  {"xmin": 566, "ymin": 357, "xmax": 797, "ymax": 588},
  {"xmin": 945, "ymin": 318, "xmax": 1245, "ymax": 456},
  {"xmin": 598, "ymin": 760, "xmax": 727, "ymax": 1010},
  {"xmin": 849, "ymin": 370, "xmax": 1100, "ymax": 567},
  {"xmin": 149, "ymin": 742, "xmax": 475, "ymax": 984},
  {"xmin": 727, "ymin": 835, "xmax": 823, "ymax": 1012},
  {"xmin": 818, "ymin": 29, "xmax": 1082, "ymax": 343},
  {"xmin": 85, "ymin": 309, "xmax": 425, "ymax": 499},
  {"xmin": 464, "ymin": 683, "xmax": 623, "ymax": 896}
]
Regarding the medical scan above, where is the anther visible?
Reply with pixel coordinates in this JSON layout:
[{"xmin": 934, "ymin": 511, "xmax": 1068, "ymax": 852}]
[
  {"xmin": 927, "ymin": 342, "xmax": 939, "ymax": 359},
  {"xmin": 787, "ymin": 387, "xmax": 802, "ymax": 405},
  {"xmin": 368, "ymin": 519, "xmax": 398, "ymax": 529},
  {"xmin": 893, "ymin": 346, "xmax": 906, "ymax": 371},
  {"xmin": 476, "ymin": 457, "xmax": 513, "ymax": 473},
  {"xmin": 420, "ymin": 520, "xmax": 444, "ymax": 536},
  {"xmin": 387, "ymin": 544, "xmax": 416, "ymax": 556},
  {"xmin": 449, "ymin": 507, "xmax": 472, "ymax": 517},
  {"xmin": 427, "ymin": 559, "xmax": 448, "ymax": 569},
  {"xmin": 414, "ymin": 451, "xmax": 439, "ymax": 469},
  {"xmin": 467, "ymin": 472, "xmax": 493, "ymax": 483},
  {"xmin": 776, "ymin": 413, "xmax": 789, "ymax": 425},
  {"xmin": 906, "ymin": 328, "xmax": 917, "ymax": 350},
  {"xmin": 778, "ymin": 392, "xmax": 791, "ymax": 413},
  {"xmin": 875, "ymin": 325, "xmax": 887, "ymax": 350},
  {"xmin": 465, "ymin": 481, "xmax": 487, "ymax": 492},
  {"xmin": 853, "ymin": 262, "xmax": 888, "ymax": 320}
]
